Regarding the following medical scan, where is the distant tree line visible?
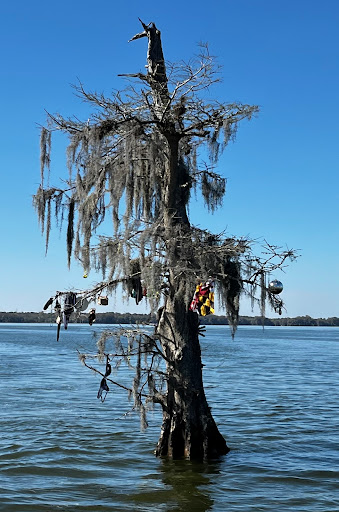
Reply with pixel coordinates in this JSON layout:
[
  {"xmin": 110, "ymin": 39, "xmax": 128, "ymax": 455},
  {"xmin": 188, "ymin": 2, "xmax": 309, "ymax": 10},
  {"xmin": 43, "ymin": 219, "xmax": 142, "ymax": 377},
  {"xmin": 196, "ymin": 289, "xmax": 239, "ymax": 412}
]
[{"xmin": 1, "ymin": 311, "xmax": 338, "ymax": 326}]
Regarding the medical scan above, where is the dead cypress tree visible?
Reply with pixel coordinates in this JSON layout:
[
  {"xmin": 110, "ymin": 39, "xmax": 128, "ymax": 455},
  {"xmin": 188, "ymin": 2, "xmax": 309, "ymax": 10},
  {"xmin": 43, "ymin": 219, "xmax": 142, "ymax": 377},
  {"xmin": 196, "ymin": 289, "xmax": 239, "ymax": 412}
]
[{"xmin": 34, "ymin": 20, "xmax": 295, "ymax": 459}]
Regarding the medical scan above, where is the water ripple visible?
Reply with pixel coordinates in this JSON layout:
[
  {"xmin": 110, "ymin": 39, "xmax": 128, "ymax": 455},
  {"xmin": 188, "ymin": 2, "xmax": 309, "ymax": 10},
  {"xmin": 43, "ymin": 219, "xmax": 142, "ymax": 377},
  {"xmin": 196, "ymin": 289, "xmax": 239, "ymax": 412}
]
[{"xmin": 1, "ymin": 324, "xmax": 339, "ymax": 511}]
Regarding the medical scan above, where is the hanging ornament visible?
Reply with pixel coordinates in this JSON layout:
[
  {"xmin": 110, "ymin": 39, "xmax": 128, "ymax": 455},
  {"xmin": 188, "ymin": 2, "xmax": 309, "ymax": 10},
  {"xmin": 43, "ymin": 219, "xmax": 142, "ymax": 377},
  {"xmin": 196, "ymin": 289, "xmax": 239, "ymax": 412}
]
[
  {"xmin": 83, "ymin": 271, "xmax": 88, "ymax": 278},
  {"xmin": 97, "ymin": 296, "xmax": 108, "ymax": 306},
  {"xmin": 273, "ymin": 297, "xmax": 283, "ymax": 315},
  {"xmin": 97, "ymin": 378, "xmax": 109, "ymax": 402},
  {"xmin": 63, "ymin": 292, "xmax": 77, "ymax": 329},
  {"xmin": 268, "ymin": 279, "xmax": 283, "ymax": 295},
  {"xmin": 88, "ymin": 308, "xmax": 96, "ymax": 326},
  {"xmin": 189, "ymin": 280, "xmax": 215, "ymax": 316},
  {"xmin": 43, "ymin": 297, "xmax": 54, "ymax": 311},
  {"xmin": 56, "ymin": 315, "xmax": 61, "ymax": 341},
  {"xmin": 75, "ymin": 297, "xmax": 90, "ymax": 312}
]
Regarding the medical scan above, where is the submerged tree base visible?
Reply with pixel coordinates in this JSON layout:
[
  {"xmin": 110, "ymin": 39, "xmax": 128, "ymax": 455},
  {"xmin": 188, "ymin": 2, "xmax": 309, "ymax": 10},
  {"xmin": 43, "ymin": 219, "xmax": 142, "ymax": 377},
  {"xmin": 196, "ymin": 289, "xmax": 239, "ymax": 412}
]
[
  {"xmin": 155, "ymin": 305, "xmax": 230, "ymax": 461},
  {"xmin": 156, "ymin": 412, "xmax": 229, "ymax": 460}
]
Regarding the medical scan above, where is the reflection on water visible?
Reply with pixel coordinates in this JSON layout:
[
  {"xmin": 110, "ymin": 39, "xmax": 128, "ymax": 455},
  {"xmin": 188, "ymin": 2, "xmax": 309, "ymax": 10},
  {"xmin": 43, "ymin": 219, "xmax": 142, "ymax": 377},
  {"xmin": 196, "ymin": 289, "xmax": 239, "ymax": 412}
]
[
  {"xmin": 124, "ymin": 458, "xmax": 221, "ymax": 512},
  {"xmin": 160, "ymin": 460, "xmax": 220, "ymax": 512}
]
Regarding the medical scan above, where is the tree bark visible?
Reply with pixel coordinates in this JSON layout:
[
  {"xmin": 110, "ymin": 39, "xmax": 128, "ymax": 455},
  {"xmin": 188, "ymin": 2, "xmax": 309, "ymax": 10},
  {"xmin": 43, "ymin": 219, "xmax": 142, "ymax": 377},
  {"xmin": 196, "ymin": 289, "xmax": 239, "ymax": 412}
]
[
  {"xmin": 156, "ymin": 135, "xmax": 229, "ymax": 459},
  {"xmin": 156, "ymin": 291, "xmax": 229, "ymax": 459}
]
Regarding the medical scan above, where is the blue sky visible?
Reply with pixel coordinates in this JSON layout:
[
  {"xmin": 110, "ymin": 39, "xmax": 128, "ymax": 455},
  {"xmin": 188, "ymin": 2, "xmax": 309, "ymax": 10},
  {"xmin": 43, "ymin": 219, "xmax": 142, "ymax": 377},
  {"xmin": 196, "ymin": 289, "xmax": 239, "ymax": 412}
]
[{"xmin": 0, "ymin": 0, "xmax": 338, "ymax": 318}]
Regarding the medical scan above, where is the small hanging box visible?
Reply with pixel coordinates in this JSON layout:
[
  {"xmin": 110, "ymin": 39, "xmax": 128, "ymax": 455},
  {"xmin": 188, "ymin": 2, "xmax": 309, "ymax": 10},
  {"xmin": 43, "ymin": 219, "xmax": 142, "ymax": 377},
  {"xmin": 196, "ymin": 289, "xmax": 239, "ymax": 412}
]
[{"xmin": 97, "ymin": 296, "xmax": 109, "ymax": 306}]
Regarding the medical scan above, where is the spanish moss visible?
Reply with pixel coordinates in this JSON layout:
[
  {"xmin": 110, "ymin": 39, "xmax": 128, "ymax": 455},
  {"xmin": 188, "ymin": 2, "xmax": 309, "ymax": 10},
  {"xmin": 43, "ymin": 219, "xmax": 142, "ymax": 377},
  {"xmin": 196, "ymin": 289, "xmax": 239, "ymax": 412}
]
[
  {"xmin": 66, "ymin": 198, "xmax": 75, "ymax": 268},
  {"xmin": 34, "ymin": 20, "xmax": 296, "ymax": 460}
]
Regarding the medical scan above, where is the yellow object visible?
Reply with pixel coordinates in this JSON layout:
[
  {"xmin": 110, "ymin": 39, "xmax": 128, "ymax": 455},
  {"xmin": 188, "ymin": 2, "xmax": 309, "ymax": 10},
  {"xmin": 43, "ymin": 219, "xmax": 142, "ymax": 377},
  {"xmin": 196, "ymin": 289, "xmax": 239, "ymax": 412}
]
[
  {"xmin": 83, "ymin": 272, "xmax": 88, "ymax": 278},
  {"xmin": 189, "ymin": 280, "xmax": 215, "ymax": 316}
]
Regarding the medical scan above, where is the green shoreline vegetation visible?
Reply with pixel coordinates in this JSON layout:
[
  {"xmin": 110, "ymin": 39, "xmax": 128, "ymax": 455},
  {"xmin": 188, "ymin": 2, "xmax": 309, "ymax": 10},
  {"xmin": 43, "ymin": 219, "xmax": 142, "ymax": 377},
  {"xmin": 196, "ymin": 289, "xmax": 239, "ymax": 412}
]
[{"xmin": 0, "ymin": 312, "xmax": 338, "ymax": 326}]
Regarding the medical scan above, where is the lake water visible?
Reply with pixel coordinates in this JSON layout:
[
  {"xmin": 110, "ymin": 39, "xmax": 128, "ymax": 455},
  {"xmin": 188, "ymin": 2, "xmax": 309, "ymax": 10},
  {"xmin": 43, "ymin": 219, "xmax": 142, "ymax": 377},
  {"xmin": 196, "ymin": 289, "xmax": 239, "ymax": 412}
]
[{"xmin": 0, "ymin": 323, "xmax": 338, "ymax": 511}]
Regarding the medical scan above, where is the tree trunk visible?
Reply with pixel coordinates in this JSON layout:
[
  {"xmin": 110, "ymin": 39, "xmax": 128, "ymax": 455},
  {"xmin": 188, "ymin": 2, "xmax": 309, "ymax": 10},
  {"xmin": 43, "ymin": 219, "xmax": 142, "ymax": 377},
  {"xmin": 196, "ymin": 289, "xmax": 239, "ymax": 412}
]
[
  {"xmin": 134, "ymin": 20, "xmax": 229, "ymax": 460},
  {"xmin": 156, "ymin": 290, "xmax": 229, "ymax": 459}
]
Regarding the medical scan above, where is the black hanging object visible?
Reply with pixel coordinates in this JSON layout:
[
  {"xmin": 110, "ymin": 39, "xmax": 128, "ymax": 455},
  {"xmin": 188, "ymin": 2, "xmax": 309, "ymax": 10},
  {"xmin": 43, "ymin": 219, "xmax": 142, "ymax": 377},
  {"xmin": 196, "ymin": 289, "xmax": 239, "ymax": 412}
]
[
  {"xmin": 64, "ymin": 292, "xmax": 77, "ymax": 307},
  {"xmin": 97, "ymin": 377, "xmax": 109, "ymax": 402},
  {"xmin": 96, "ymin": 356, "xmax": 111, "ymax": 402},
  {"xmin": 129, "ymin": 260, "xmax": 143, "ymax": 305},
  {"xmin": 273, "ymin": 296, "xmax": 283, "ymax": 315},
  {"xmin": 56, "ymin": 319, "xmax": 61, "ymax": 341},
  {"xmin": 104, "ymin": 356, "xmax": 111, "ymax": 377},
  {"xmin": 55, "ymin": 298, "xmax": 62, "ymax": 341},
  {"xmin": 63, "ymin": 292, "xmax": 77, "ymax": 329},
  {"xmin": 43, "ymin": 297, "xmax": 54, "ymax": 310},
  {"xmin": 63, "ymin": 308, "xmax": 73, "ymax": 329},
  {"xmin": 88, "ymin": 308, "xmax": 96, "ymax": 326},
  {"xmin": 130, "ymin": 276, "xmax": 143, "ymax": 305}
]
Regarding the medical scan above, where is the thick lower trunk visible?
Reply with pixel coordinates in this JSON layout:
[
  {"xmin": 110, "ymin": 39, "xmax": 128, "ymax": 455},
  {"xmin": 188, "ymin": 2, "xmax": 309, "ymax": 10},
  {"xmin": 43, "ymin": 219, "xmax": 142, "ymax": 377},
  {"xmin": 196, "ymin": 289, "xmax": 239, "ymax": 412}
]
[
  {"xmin": 156, "ymin": 295, "xmax": 229, "ymax": 460},
  {"xmin": 155, "ymin": 388, "xmax": 229, "ymax": 460}
]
